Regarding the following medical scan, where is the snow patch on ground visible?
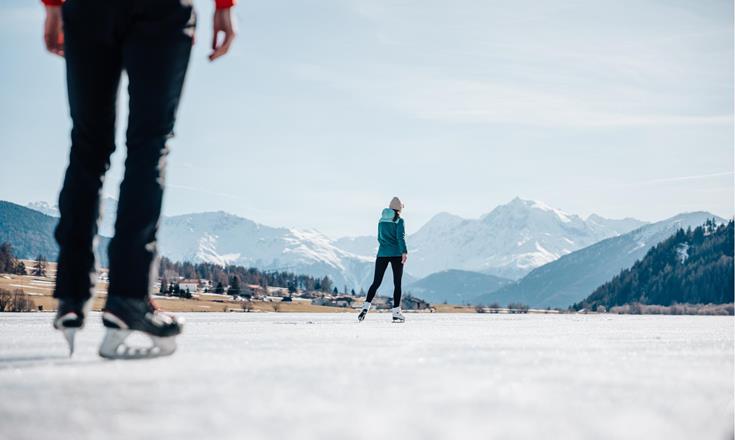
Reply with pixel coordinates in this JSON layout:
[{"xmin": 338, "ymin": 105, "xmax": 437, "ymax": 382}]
[
  {"xmin": 0, "ymin": 313, "xmax": 732, "ymax": 440},
  {"xmin": 628, "ymin": 240, "xmax": 648, "ymax": 254}
]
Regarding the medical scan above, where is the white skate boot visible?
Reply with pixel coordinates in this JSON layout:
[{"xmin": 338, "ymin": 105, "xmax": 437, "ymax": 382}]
[
  {"xmin": 392, "ymin": 307, "xmax": 405, "ymax": 323},
  {"xmin": 358, "ymin": 302, "xmax": 370, "ymax": 322},
  {"xmin": 99, "ymin": 296, "xmax": 183, "ymax": 360}
]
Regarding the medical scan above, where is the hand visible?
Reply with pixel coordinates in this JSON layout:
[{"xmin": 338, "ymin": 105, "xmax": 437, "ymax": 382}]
[
  {"xmin": 209, "ymin": 8, "xmax": 236, "ymax": 61},
  {"xmin": 44, "ymin": 6, "xmax": 64, "ymax": 57},
  {"xmin": 401, "ymin": 253, "xmax": 408, "ymax": 265}
]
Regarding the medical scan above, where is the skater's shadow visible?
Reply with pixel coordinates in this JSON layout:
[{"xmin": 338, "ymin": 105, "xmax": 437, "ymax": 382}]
[{"xmin": 0, "ymin": 354, "xmax": 104, "ymax": 370}]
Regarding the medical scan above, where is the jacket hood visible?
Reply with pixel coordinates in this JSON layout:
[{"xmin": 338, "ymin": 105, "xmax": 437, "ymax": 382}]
[{"xmin": 380, "ymin": 208, "xmax": 396, "ymax": 222}]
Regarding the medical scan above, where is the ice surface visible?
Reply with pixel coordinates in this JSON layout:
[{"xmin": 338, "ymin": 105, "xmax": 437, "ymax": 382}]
[{"xmin": 0, "ymin": 313, "xmax": 732, "ymax": 440}]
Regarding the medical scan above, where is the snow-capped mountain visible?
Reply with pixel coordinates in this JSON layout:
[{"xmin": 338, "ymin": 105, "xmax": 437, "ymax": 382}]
[
  {"xmin": 157, "ymin": 212, "xmax": 376, "ymax": 289},
  {"xmin": 24, "ymin": 196, "xmax": 647, "ymax": 289},
  {"xmin": 26, "ymin": 201, "xmax": 59, "ymax": 217},
  {"xmin": 476, "ymin": 211, "xmax": 724, "ymax": 308},
  {"xmin": 403, "ymin": 198, "xmax": 646, "ymax": 279},
  {"xmin": 27, "ymin": 197, "xmax": 118, "ymax": 237}
]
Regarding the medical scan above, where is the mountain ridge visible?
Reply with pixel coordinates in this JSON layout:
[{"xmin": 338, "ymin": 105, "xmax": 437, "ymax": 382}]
[
  {"xmin": 474, "ymin": 211, "xmax": 725, "ymax": 308},
  {"xmin": 407, "ymin": 269, "xmax": 512, "ymax": 305},
  {"xmin": 0, "ymin": 201, "xmax": 110, "ymax": 266},
  {"xmin": 18, "ymin": 197, "xmax": 650, "ymax": 290}
]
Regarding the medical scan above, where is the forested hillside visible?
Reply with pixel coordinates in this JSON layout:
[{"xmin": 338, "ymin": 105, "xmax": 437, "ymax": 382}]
[{"xmin": 574, "ymin": 220, "xmax": 733, "ymax": 310}]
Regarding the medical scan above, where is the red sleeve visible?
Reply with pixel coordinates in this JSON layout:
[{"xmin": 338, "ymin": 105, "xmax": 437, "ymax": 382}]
[
  {"xmin": 215, "ymin": 0, "xmax": 236, "ymax": 9},
  {"xmin": 42, "ymin": 0, "xmax": 235, "ymax": 8}
]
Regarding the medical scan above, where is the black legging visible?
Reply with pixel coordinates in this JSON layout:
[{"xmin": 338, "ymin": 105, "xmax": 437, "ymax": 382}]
[{"xmin": 365, "ymin": 256, "xmax": 403, "ymax": 307}]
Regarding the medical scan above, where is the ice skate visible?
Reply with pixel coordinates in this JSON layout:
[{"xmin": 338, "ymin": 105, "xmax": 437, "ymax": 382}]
[
  {"xmin": 358, "ymin": 302, "xmax": 371, "ymax": 322},
  {"xmin": 53, "ymin": 299, "xmax": 91, "ymax": 357},
  {"xmin": 99, "ymin": 296, "xmax": 183, "ymax": 360},
  {"xmin": 391, "ymin": 307, "xmax": 405, "ymax": 323}
]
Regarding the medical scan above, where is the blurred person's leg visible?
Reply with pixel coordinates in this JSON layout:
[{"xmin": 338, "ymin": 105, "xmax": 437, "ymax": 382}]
[
  {"xmin": 53, "ymin": 1, "xmax": 124, "ymax": 305},
  {"xmin": 107, "ymin": 0, "xmax": 195, "ymax": 299}
]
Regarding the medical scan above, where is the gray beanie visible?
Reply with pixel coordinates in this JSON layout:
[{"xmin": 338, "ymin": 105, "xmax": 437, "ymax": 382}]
[{"xmin": 389, "ymin": 197, "xmax": 404, "ymax": 211}]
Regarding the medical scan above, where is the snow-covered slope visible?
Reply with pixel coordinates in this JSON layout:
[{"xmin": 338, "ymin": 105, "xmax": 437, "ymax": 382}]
[
  {"xmin": 585, "ymin": 214, "xmax": 646, "ymax": 238},
  {"xmin": 404, "ymin": 198, "xmax": 647, "ymax": 279},
  {"xmin": 333, "ymin": 235, "xmax": 379, "ymax": 257},
  {"xmin": 157, "ymin": 212, "xmax": 375, "ymax": 289},
  {"xmin": 476, "ymin": 211, "xmax": 724, "ymax": 308}
]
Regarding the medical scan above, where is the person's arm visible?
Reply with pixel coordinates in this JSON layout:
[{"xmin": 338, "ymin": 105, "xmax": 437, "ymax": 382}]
[
  {"xmin": 41, "ymin": 0, "xmax": 237, "ymax": 8},
  {"xmin": 42, "ymin": 2, "xmax": 63, "ymax": 57},
  {"xmin": 41, "ymin": 0, "xmax": 237, "ymax": 61},
  {"xmin": 397, "ymin": 219, "xmax": 408, "ymax": 264},
  {"xmin": 210, "ymin": 1, "xmax": 237, "ymax": 61}
]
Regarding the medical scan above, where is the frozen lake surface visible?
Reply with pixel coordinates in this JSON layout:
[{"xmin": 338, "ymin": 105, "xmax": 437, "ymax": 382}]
[{"xmin": 0, "ymin": 312, "xmax": 732, "ymax": 440}]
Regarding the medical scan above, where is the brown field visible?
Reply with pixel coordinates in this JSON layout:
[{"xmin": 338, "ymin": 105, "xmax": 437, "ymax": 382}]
[
  {"xmin": 1, "ymin": 260, "xmax": 472, "ymax": 313},
  {"xmin": 0, "ymin": 271, "xmax": 479, "ymax": 314},
  {"xmin": 0, "ymin": 260, "xmax": 475, "ymax": 313},
  {"xmin": 431, "ymin": 303, "xmax": 476, "ymax": 313},
  {"xmin": 0, "ymin": 272, "xmax": 355, "ymax": 313}
]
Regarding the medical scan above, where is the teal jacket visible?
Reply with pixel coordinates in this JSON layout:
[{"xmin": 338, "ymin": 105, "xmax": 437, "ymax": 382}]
[{"xmin": 377, "ymin": 208, "xmax": 408, "ymax": 257}]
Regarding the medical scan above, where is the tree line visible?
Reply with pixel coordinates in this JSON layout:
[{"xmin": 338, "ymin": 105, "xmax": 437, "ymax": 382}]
[{"xmin": 157, "ymin": 256, "xmax": 335, "ymax": 296}]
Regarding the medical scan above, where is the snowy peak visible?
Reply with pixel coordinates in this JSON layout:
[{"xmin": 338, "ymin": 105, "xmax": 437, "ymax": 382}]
[
  {"xmin": 478, "ymin": 198, "xmax": 591, "ymax": 245},
  {"xmin": 414, "ymin": 211, "xmax": 466, "ymax": 236},
  {"xmin": 482, "ymin": 197, "xmax": 578, "ymax": 224},
  {"xmin": 427, "ymin": 211, "xmax": 466, "ymax": 225},
  {"xmin": 26, "ymin": 201, "xmax": 59, "ymax": 217},
  {"xmin": 164, "ymin": 210, "xmax": 260, "ymax": 232},
  {"xmin": 407, "ymin": 197, "xmax": 647, "ymax": 279}
]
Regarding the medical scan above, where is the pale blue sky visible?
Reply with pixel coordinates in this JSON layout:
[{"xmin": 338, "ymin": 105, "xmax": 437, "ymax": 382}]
[{"xmin": 0, "ymin": 0, "xmax": 732, "ymax": 237}]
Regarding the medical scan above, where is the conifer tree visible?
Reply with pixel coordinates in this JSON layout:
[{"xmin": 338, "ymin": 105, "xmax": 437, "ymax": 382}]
[
  {"xmin": 32, "ymin": 255, "xmax": 47, "ymax": 277},
  {"xmin": 229, "ymin": 275, "xmax": 241, "ymax": 296}
]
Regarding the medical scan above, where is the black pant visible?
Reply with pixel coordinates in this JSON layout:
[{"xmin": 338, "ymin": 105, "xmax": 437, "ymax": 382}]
[
  {"xmin": 53, "ymin": 0, "xmax": 194, "ymax": 302},
  {"xmin": 365, "ymin": 256, "xmax": 404, "ymax": 307}
]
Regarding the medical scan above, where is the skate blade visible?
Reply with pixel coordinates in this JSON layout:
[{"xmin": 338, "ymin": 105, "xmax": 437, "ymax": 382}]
[
  {"xmin": 61, "ymin": 328, "xmax": 77, "ymax": 357},
  {"xmin": 392, "ymin": 318, "xmax": 405, "ymax": 323},
  {"xmin": 99, "ymin": 329, "xmax": 177, "ymax": 360}
]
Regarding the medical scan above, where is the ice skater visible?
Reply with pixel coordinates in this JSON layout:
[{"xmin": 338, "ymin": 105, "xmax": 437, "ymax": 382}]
[
  {"xmin": 358, "ymin": 197, "xmax": 408, "ymax": 323},
  {"xmin": 43, "ymin": 0, "xmax": 237, "ymax": 359}
]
